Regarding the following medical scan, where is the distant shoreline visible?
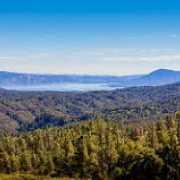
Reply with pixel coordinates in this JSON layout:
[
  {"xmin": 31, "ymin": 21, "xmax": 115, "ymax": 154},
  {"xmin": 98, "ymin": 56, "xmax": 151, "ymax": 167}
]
[{"xmin": 1, "ymin": 83, "xmax": 121, "ymax": 92}]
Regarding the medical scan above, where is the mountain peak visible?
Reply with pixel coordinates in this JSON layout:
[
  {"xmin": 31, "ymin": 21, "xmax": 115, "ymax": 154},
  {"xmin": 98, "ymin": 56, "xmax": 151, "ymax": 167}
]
[
  {"xmin": 150, "ymin": 69, "xmax": 175, "ymax": 74},
  {"xmin": 138, "ymin": 69, "xmax": 180, "ymax": 86}
]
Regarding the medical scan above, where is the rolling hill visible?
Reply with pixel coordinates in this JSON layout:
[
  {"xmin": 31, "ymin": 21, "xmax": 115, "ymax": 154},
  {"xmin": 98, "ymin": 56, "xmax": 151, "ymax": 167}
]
[{"xmin": 0, "ymin": 82, "xmax": 180, "ymax": 133}]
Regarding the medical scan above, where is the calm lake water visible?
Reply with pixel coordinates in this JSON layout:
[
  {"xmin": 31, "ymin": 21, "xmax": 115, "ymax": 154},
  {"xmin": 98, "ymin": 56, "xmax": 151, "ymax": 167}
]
[{"xmin": 3, "ymin": 83, "xmax": 120, "ymax": 92}]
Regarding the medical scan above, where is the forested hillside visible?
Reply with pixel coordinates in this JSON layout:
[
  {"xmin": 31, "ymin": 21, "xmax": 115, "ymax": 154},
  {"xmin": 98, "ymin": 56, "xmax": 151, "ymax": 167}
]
[
  {"xmin": 0, "ymin": 114, "xmax": 179, "ymax": 179},
  {"xmin": 0, "ymin": 82, "xmax": 180, "ymax": 133}
]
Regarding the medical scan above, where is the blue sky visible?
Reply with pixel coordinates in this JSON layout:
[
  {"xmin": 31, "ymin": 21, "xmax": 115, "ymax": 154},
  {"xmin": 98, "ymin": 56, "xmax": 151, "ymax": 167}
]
[{"xmin": 0, "ymin": 0, "xmax": 180, "ymax": 75}]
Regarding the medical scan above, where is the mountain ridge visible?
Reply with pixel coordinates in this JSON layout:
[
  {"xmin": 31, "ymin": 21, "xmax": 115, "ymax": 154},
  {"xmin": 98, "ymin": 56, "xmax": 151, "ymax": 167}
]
[
  {"xmin": 131, "ymin": 69, "xmax": 180, "ymax": 86},
  {"xmin": 0, "ymin": 69, "xmax": 180, "ymax": 88}
]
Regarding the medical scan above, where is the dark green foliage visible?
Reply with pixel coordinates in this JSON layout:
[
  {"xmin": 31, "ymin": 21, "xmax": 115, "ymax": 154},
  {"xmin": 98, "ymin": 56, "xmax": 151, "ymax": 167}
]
[{"xmin": 0, "ymin": 116, "xmax": 180, "ymax": 179}]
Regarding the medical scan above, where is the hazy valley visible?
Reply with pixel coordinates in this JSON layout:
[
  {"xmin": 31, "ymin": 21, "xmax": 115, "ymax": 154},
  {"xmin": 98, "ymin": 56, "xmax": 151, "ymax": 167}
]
[{"xmin": 1, "ymin": 69, "xmax": 180, "ymax": 92}]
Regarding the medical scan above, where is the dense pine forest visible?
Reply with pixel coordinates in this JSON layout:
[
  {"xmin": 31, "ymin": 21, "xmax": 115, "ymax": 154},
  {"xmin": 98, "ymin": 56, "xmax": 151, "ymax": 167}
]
[
  {"xmin": 0, "ymin": 83, "xmax": 180, "ymax": 179},
  {"xmin": 0, "ymin": 113, "xmax": 180, "ymax": 179}
]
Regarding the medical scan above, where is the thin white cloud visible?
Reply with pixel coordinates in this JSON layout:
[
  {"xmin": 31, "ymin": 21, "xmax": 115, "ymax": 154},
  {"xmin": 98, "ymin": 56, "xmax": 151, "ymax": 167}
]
[
  {"xmin": 26, "ymin": 53, "xmax": 54, "ymax": 60},
  {"xmin": 127, "ymin": 36, "xmax": 139, "ymax": 40},
  {"xmin": 0, "ymin": 53, "xmax": 53, "ymax": 61},
  {"xmin": 72, "ymin": 48, "xmax": 176, "ymax": 61},
  {"xmin": 150, "ymin": 48, "xmax": 174, "ymax": 52},
  {"xmin": 100, "ymin": 54, "xmax": 180, "ymax": 62},
  {"xmin": 168, "ymin": 34, "xmax": 179, "ymax": 37},
  {"xmin": 0, "ymin": 56, "xmax": 17, "ymax": 60}
]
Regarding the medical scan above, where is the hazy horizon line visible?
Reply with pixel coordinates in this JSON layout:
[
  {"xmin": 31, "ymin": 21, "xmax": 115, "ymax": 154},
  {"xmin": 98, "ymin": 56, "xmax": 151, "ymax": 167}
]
[{"xmin": 0, "ymin": 68, "xmax": 179, "ymax": 77}]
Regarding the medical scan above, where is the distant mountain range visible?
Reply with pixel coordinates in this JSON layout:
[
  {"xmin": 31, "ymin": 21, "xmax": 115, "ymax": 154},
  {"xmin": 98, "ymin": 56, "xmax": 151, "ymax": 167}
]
[
  {"xmin": 0, "ymin": 69, "xmax": 180, "ymax": 88},
  {"xmin": 0, "ymin": 71, "xmax": 138, "ymax": 86}
]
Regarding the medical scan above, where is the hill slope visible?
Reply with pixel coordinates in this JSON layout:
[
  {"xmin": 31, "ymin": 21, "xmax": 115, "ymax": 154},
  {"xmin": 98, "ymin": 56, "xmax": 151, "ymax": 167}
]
[{"xmin": 0, "ymin": 82, "xmax": 180, "ymax": 133}]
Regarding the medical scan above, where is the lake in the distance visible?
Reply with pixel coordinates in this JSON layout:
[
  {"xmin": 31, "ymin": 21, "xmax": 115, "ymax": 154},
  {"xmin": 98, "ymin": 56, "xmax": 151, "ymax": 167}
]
[{"xmin": 2, "ymin": 83, "xmax": 120, "ymax": 92}]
